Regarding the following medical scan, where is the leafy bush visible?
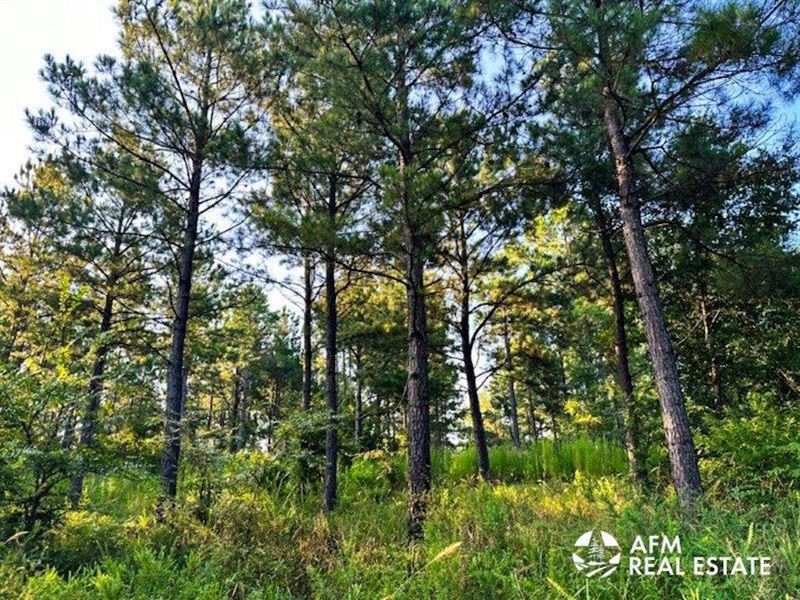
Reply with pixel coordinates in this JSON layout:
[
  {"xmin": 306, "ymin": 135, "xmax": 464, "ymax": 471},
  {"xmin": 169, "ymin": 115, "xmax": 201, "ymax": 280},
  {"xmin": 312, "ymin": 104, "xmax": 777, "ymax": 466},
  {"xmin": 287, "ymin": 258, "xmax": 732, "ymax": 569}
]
[
  {"xmin": 340, "ymin": 450, "xmax": 405, "ymax": 503},
  {"xmin": 698, "ymin": 397, "xmax": 800, "ymax": 499},
  {"xmin": 44, "ymin": 511, "xmax": 124, "ymax": 574},
  {"xmin": 0, "ymin": 369, "xmax": 78, "ymax": 537}
]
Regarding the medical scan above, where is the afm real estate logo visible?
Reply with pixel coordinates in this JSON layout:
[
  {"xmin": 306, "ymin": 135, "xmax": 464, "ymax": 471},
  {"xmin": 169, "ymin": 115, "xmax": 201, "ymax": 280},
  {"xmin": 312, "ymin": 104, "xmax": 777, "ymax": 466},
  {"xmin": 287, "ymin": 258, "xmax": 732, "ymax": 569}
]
[{"xmin": 572, "ymin": 530, "xmax": 771, "ymax": 579}]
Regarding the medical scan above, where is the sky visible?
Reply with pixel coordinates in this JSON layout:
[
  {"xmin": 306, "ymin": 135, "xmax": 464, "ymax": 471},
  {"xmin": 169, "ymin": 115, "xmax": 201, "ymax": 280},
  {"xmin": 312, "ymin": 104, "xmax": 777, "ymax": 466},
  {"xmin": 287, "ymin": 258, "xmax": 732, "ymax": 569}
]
[
  {"xmin": 0, "ymin": 0, "xmax": 118, "ymax": 188},
  {"xmin": 0, "ymin": 0, "xmax": 796, "ymax": 302},
  {"xmin": 0, "ymin": 0, "xmax": 297, "ymax": 309}
]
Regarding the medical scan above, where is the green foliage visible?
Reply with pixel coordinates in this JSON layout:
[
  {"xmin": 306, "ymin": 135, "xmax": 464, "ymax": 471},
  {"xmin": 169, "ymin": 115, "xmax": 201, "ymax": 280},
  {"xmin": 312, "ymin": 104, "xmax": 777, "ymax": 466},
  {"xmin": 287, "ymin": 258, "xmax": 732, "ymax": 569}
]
[
  {"xmin": 0, "ymin": 368, "xmax": 79, "ymax": 536},
  {"xmin": 699, "ymin": 396, "xmax": 800, "ymax": 499},
  {"xmin": 690, "ymin": 2, "xmax": 780, "ymax": 64},
  {"xmin": 44, "ymin": 511, "xmax": 124, "ymax": 574},
  {"xmin": 341, "ymin": 450, "xmax": 405, "ymax": 503},
  {"xmin": 444, "ymin": 439, "xmax": 628, "ymax": 483},
  {"xmin": 2, "ymin": 0, "xmax": 800, "ymax": 597},
  {"xmin": 4, "ymin": 451, "xmax": 800, "ymax": 599}
]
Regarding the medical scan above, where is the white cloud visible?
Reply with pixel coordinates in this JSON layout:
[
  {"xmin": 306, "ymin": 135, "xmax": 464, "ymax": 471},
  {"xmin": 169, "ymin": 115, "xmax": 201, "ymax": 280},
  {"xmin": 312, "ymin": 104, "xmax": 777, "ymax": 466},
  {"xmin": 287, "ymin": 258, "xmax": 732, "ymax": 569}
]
[{"xmin": 0, "ymin": 0, "xmax": 117, "ymax": 186}]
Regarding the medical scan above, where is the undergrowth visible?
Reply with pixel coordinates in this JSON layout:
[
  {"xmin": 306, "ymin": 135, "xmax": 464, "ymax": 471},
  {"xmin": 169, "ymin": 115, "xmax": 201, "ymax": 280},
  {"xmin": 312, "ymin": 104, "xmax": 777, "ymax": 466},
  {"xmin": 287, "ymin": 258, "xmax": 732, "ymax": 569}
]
[{"xmin": 2, "ymin": 438, "xmax": 797, "ymax": 599}]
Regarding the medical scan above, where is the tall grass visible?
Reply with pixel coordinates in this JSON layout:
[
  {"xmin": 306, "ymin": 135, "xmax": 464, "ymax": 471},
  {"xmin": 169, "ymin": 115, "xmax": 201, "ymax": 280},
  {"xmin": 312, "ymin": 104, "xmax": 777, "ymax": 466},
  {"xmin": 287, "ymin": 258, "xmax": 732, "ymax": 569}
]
[
  {"xmin": 7, "ymin": 437, "xmax": 797, "ymax": 599},
  {"xmin": 443, "ymin": 437, "xmax": 628, "ymax": 483},
  {"xmin": 7, "ymin": 475, "xmax": 800, "ymax": 599}
]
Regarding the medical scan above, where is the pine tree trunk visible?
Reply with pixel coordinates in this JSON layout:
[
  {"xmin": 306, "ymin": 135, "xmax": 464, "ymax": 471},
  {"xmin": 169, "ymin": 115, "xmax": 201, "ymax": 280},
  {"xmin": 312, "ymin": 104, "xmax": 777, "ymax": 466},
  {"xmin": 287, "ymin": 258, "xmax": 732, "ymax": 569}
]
[
  {"xmin": 354, "ymin": 347, "xmax": 363, "ymax": 449},
  {"xmin": 236, "ymin": 373, "xmax": 249, "ymax": 451},
  {"xmin": 459, "ymin": 278, "xmax": 490, "ymax": 480},
  {"xmin": 302, "ymin": 253, "xmax": 313, "ymax": 411},
  {"xmin": 405, "ymin": 225, "xmax": 431, "ymax": 541},
  {"xmin": 158, "ymin": 160, "xmax": 201, "ymax": 515},
  {"xmin": 503, "ymin": 318, "xmax": 521, "ymax": 450},
  {"xmin": 69, "ymin": 292, "xmax": 114, "ymax": 506},
  {"xmin": 602, "ymin": 91, "xmax": 702, "ymax": 504},
  {"xmin": 230, "ymin": 368, "xmax": 241, "ymax": 451},
  {"xmin": 590, "ymin": 196, "xmax": 646, "ymax": 484},
  {"xmin": 526, "ymin": 399, "xmax": 539, "ymax": 441},
  {"xmin": 323, "ymin": 178, "xmax": 339, "ymax": 513}
]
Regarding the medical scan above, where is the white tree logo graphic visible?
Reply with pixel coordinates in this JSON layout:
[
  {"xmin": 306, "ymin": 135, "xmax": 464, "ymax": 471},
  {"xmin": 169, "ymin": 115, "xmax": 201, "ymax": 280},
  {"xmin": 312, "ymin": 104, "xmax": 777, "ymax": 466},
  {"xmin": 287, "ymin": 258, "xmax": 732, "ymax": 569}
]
[{"xmin": 572, "ymin": 530, "xmax": 621, "ymax": 578}]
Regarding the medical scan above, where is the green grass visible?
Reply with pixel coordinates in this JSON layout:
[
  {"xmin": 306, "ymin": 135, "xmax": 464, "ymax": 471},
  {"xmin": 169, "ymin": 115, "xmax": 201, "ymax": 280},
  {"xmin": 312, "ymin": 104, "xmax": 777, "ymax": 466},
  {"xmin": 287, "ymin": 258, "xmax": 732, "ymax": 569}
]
[
  {"xmin": 442, "ymin": 437, "xmax": 629, "ymax": 483},
  {"xmin": 2, "ymin": 439, "xmax": 798, "ymax": 599}
]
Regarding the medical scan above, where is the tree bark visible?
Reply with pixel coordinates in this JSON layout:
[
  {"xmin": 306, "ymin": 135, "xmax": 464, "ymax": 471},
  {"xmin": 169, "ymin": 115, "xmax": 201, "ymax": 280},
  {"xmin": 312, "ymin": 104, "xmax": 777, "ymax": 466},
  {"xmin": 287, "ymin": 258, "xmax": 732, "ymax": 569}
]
[
  {"xmin": 458, "ymin": 259, "xmax": 490, "ymax": 480},
  {"xmin": 323, "ymin": 178, "xmax": 339, "ymax": 513},
  {"xmin": 405, "ymin": 225, "xmax": 431, "ymax": 541},
  {"xmin": 158, "ymin": 158, "xmax": 202, "ymax": 515},
  {"xmin": 589, "ymin": 195, "xmax": 646, "ymax": 484},
  {"xmin": 354, "ymin": 347, "xmax": 363, "ymax": 449},
  {"xmin": 230, "ymin": 367, "xmax": 241, "ymax": 451},
  {"xmin": 69, "ymin": 291, "xmax": 114, "ymax": 506},
  {"xmin": 302, "ymin": 253, "xmax": 313, "ymax": 411},
  {"xmin": 235, "ymin": 372, "xmax": 249, "ymax": 451},
  {"xmin": 394, "ymin": 52, "xmax": 431, "ymax": 541},
  {"xmin": 503, "ymin": 318, "xmax": 521, "ymax": 450},
  {"xmin": 602, "ymin": 90, "xmax": 702, "ymax": 504}
]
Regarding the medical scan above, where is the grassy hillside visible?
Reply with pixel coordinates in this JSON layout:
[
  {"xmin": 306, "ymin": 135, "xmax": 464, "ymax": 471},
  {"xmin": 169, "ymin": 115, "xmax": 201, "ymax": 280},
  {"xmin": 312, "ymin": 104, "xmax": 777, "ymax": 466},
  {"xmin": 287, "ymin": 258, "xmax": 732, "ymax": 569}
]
[{"xmin": 2, "ymin": 439, "xmax": 798, "ymax": 599}]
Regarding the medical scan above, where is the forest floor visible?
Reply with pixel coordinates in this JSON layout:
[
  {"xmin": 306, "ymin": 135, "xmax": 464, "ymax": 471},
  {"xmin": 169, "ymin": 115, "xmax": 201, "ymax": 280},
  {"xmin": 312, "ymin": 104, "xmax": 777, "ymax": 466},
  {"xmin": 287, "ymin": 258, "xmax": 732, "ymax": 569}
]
[{"xmin": 2, "ymin": 441, "xmax": 799, "ymax": 599}]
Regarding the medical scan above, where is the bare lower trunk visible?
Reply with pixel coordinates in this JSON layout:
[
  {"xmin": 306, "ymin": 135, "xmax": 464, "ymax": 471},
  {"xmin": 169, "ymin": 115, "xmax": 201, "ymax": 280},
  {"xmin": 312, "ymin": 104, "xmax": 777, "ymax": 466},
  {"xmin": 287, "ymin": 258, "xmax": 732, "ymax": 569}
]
[
  {"xmin": 405, "ymin": 227, "xmax": 431, "ymax": 541},
  {"xmin": 158, "ymin": 161, "xmax": 201, "ymax": 516},
  {"xmin": 302, "ymin": 254, "xmax": 313, "ymax": 411},
  {"xmin": 590, "ymin": 195, "xmax": 645, "ymax": 484},
  {"xmin": 602, "ymin": 91, "xmax": 702, "ymax": 504},
  {"xmin": 69, "ymin": 293, "xmax": 114, "ymax": 506},
  {"xmin": 230, "ymin": 368, "xmax": 241, "ymax": 451},
  {"xmin": 235, "ymin": 373, "xmax": 249, "ymax": 451},
  {"xmin": 503, "ymin": 318, "xmax": 521, "ymax": 450},
  {"xmin": 323, "ymin": 178, "xmax": 339, "ymax": 512},
  {"xmin": 459, "ymin": 300, "xmax": 490, "ymax": 480},
  {"xmin": 354, "ymin": 347, "xmax": 363, "ymax": 449},
  {"xmin": 526, "ymin": 399, "xmax": 539, "ymax": 441}
]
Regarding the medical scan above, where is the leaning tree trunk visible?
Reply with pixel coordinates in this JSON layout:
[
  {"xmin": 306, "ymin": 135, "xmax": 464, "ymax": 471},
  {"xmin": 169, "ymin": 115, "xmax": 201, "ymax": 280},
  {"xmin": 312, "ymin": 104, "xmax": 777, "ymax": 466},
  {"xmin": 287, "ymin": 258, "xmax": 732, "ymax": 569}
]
[
  {"xmin": 590, "ymin": 195, "xmax": 646, "ymax": 484},
  {"xmin": 602, "ymin": 91, "xmax": 702, "ymax": 504},
  {"xmin": 302, "ymin": 253, "xmax": 313, "ymax": 411},
  {"xmin": 458, "ymin": 274, "xmax": 490, "ymax": 480},
  {"xmin": 158, "ymin": 160, "xmax": 202, "ymax": 515},
  {"xmin": 503, "ymin": 318, "xmax": 521, "ymax": 450},
  {"xmin": 405, "ymin": 225, "xmax": 432, "ymax": 541},
  {"xmin": 69, "ymin": 291, "xmax": 114, "ymax": 506}
]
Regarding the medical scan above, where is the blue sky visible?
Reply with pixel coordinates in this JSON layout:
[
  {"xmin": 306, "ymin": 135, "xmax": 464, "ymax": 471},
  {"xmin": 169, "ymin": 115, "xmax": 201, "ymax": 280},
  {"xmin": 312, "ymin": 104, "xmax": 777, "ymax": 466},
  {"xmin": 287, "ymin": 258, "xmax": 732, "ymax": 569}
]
[{"xmin": 2, "ymin": 0, "xmax": 798, "ymax": 189}]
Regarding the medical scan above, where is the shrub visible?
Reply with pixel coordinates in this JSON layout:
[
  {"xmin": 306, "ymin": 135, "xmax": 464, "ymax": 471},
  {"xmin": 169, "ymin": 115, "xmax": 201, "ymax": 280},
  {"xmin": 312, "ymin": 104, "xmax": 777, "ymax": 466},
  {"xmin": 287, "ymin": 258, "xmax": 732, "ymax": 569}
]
[
  {"xmin": 698, "ymin": 397, "xmax": 800, "ymax": 499},
  {"xmin": 341, "ymin": 450, "xmax": 405, "ymax": 503},
  {"xmin": 45, "ymin": 511, "xmax": 124, "ymax": 574}
]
